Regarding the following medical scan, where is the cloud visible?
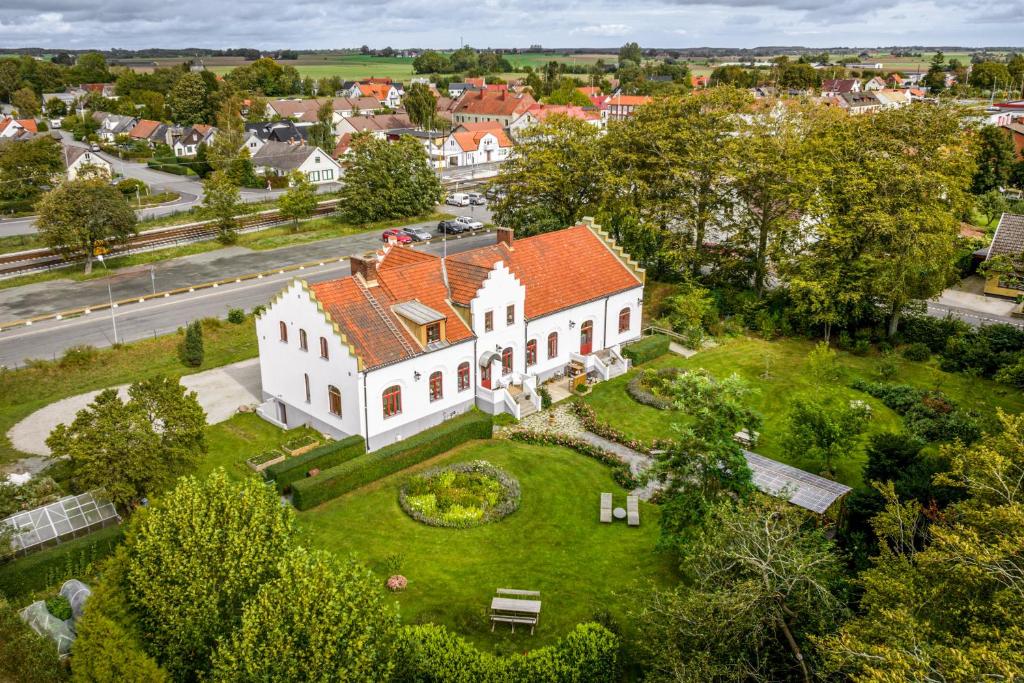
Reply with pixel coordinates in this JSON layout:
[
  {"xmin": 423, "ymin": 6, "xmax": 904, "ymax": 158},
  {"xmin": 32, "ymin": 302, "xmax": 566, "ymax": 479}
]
[{"xmin": 571, "ymin": 23, "xmax": 633, "ymax": 36}]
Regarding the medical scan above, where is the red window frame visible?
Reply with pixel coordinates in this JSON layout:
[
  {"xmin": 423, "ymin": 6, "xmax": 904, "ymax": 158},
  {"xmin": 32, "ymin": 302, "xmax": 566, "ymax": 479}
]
[
  {"xmin": 299, "ymin": 328, "xmax": 308, "ymax": 351},
  {"xmin": 547, "ymin": 332, "xmax": 558, "ymax": 359},
  {"xmin": 501, "ymin": 347, "xmax": 513, "ymax": 375},
  {"xmin": 279, "ymin": 321, "xmax": 288, "ymax": 342},
  {"xmin": 618, "ymin": 308, "xmax": 631, "ymax": 333},
  {"xmin": 320, "ymin": 336, "xmax": 329, "ymax": 359},
  {"xmin": 457, "ymin": 362, "xmax": 470, "ymax": 391},
  {"xmin": 506, "ymin": 304, "xmax": 515, "ymax": 325},
  {"xmin": 429, "ymin": 371, "xmax": 443, "ymax": 402},
  {"xmin": 382, "ymin": 385, "xmax": 402, "ymax": 418},
  {"xmin": 484, "ymin": 310, "xmax": 493, "ymax": 332},
  {"xmin": 328, "ymin": 385, "xmax": 342, "ymax": 415},
  {"xmin": 526, "ymin": 339, "xmax": 537, "ymax": 366}
]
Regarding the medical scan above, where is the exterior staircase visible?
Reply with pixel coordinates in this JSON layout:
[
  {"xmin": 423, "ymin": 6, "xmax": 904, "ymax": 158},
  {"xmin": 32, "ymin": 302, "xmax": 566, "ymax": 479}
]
[
  {"xmin": 596, "ymin": 349, "xmax": 628, "ymax": 379},
  {"xmin": 515, "ymin": 391, "xmax": 538, "ymax": 418}
]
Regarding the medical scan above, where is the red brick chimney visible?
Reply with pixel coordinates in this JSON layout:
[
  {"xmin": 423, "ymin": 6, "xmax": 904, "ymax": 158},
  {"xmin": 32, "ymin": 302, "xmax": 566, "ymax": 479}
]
[
  {"xmin": 350, "ymin": 254, "xmax": 378, "ymax": 284},
  {"xmin": 497, "ymin": 227, "xmax": 514, "ymax": 248}
]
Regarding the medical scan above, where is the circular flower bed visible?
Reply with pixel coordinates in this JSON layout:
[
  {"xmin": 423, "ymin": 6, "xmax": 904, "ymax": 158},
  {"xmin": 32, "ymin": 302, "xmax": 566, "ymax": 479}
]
[
  {"xmin": 399, "ymin": 460, "xmax": 521, "ymax": 529},
  {"xmin": 626, "ymin": 367, "xmax": 684, "ymax": 410}
]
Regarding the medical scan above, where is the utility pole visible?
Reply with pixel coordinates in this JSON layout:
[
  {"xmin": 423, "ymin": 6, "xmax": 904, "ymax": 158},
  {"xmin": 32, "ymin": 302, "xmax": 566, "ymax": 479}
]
[{"xmin": 107, "ymin": 282, "xmax": 119, "ymax": 344}]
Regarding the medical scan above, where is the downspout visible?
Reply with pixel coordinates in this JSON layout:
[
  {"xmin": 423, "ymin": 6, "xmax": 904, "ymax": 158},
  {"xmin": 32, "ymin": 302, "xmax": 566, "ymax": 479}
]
[
  {"xmin": 603, "ymin": 296, "xmax": 609, "ymax": 349},
  {"xmin": 361, "ymin": 369, "xmax": 370, "ymax": 452}
]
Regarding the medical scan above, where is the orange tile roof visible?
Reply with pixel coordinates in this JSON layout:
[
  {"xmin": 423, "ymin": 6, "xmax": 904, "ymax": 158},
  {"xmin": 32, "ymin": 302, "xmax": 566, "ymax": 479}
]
[
  {"xmin": 358, "ymin": 83, "xmax": 392, "ymax": 101},
  {"xmin": 453, "ymin": 90, "xmax": 536, "ymax": 118},
  {"xmin": 465, "ymin": 77, "xmax": 485, "ymax": 88},
  {"xmin": 456, "ymin": 121, "xmax": 504, "ymax": 132},
  {"xmin": 129, "ymin": 119, "xmax": 161, "ymax": 139},
  {"xmin": 607, "ymin": 95, "xmax": 652, "ymax": 107},
  {"xmin": 332, "ymin": 133, "xmax": 353, "ymax": 158},
  {"xmin": 451, "ymin": 129, "xmax": 513, "ymax": 152},
  {"xmin": 577, "ymin": 86, "xmax": 602, "ymax": 96},
  {"xmin": 526, "ymin": 103, "xmax": 601, "ymax": 122}
]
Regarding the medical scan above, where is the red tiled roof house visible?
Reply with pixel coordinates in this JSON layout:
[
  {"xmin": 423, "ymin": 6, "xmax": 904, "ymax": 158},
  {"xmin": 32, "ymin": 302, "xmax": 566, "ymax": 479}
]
[{"xmin": 255, "ymin": 220, "xmax": 645, "ymax": 450}]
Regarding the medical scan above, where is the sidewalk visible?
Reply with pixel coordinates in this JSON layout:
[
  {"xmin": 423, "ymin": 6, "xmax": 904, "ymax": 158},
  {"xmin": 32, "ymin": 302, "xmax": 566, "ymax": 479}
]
[{"xmin": 0, "ymin": 208, "xmax": 487, "ymax": 323}]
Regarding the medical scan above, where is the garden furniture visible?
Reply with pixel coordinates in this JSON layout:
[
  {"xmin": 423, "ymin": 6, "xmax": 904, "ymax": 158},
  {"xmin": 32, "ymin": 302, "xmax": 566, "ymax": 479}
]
[
  {"xmin": 627, "ymin": 495, "xmax": 639, "ymax": 526},
  {"xmin": 600, "ymin": 492, "xmax": 613, "ymax": 523}
]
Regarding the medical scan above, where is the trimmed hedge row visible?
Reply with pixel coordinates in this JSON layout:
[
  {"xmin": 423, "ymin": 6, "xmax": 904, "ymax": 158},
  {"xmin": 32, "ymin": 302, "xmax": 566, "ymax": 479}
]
[
  {"xmin": 265, "ymin": 434, "xmax": 365, "ymax": 492},
  {"xmin": 146, "ymin": 159, "xmax": 193, "ymax": 176},
  {"xmin": 507, "ymin": 430, "xmax": 639, "ymax": 489},
  {"xmin": 621, "ymin": 334, "xmax": 670, "ymax": 366},
  {"xmin": 0, "ymin": 524, "xmax": 123, "ymax": 599},
  {"xmin": 291, "ymin": 412, "xmax": 493, "ymax": 511},
  {"xmin": 394, "ymin": 622, "xmax": 620, "ymax": 682}
]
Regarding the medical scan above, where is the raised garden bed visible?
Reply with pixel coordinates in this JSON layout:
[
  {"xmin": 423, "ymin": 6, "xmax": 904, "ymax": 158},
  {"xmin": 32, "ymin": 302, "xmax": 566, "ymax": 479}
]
[
  {"xmin": 247, "ymin": 449, "xmax": 286, "ymax": 472},
  {"xmin": 626, "ymin": 367, "xmax": 684, "ymax": 410},
  {"xmin": 282, "ymin": 435, "xmax": 320, "ymax": 456}
]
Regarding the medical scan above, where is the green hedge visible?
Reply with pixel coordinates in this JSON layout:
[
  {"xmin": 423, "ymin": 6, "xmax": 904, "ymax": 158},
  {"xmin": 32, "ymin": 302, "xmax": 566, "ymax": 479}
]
[
  {"xmin": 265, "ymin": 434, "xmax": 365, "ymax": 492},
  {"xmin": 394, "ymin": 622, "xmax": 619, "ymax": 682},
  {"xmin": 146, "ymin": 159, "xmax": 193, "ymax": 176},
  {"xmin": 0, "ymin": 524, "xmax": 123, "ymax": 600},
  {"xmin": 621, "ymin": 334, "xmax": 670, "ymax": 366},
  {"xmin": 291, "ymin": 412, "xmax": 493, "ymax": 511}
]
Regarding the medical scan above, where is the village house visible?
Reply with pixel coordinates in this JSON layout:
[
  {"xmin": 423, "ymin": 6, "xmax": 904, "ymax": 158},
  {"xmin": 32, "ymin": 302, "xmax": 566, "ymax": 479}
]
[
  {"xmin": 62, "ymin": 146, "xmax": 112, "ymax": 181},
  {"xmin": 821, "ymin": 79, "xmax": 862, "ymax": 97},
  {"xmin": 451, "ymin": 90, "xmax": 537, "ymax": 127},
  {"xmin": 840, "ymin": 91, "xmax": 884, "ymax": 115},
  {"xmin": 982, "ymin": 213, "xmax": 1024, "ymax": 297},
  {"xmin": 172, "ymin": 124, "xmax": 216, "ymax": 158},
  {"xmin": 605, "ymin": 94, "xmax": 653, "ymax": 121},
  {"xmin": 442, "ymin": 124, "xmax": 513, "ymax": 166},
  {"xmin": 250, "ymin": 141, "xmax": 342, "ymax": 184},
  {"xmin": 92, "ymin": 113, "xmax": 137, "ymax": 142},
  {"xmin": 508, "ymin": 103, "xmax": 605, "ymax": 140},
  {"xmin": 243, "ymin": 120, "xmax": 311, "ymax": 156},
  {"xmin": 128, "ymin": 119, "xmax": 170, "ymax": 146},
  {"xmin": 334, "ymin": 113, "xmax": 413, "ymax": 138},
  {"xmin": 346, "ymin": 81, "xmax": 402, "ymax": 109},
  {"xmin": 873, "ymin": 88, "xmax": 912, "ymax": 109},
  {"xmin": 863, "ymin": 76, "xmax": 886, "ymax": 91},
  {"xmin": 0, "ymin": 117, "xmax": 37, "ymax": 139},
  {"xmin": 254, "ymin": 219, "xmax": 644, "ymax": 450}
]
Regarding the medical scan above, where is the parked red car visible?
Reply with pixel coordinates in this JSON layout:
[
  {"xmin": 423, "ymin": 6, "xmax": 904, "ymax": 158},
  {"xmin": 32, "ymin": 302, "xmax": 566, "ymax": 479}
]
[{"xmin": 382, "ymin": 229, "xmax": 412, "ymax": 244}]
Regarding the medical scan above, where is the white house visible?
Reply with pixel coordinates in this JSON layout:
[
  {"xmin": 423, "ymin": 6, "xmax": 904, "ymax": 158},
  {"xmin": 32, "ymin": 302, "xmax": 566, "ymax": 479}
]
[
  {"xmin": 172, "ymin": 124, "xmax": 216, "ymax": 158},
  {"xmin": 250, "ymin": 141, "xmax": 342, "ymax": 184},
  {"xmin": 863, "ymin": 76, "xmax": 886, "ymax": 92},
  {"xmin": 441, "ymin": 126, "xmax": 513, "ymax": 166},
  {"xmin": 255, "ymin": 220, "xmax": 645, "ymax": 450},
  {"xmin": 63, "ymin": 146, "xmax": 112, "ymax": 180}
]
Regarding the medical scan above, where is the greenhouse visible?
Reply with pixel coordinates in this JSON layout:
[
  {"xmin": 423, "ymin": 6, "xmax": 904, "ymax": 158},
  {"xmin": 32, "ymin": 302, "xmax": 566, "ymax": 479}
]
[{"xmin": 2, "ymin": 490, "xmax": 120, "ymax": 558}]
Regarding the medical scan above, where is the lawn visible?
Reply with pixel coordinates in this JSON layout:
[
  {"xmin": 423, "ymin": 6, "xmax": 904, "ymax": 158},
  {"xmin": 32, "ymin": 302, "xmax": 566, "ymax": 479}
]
[
  {"xmin": 0, "ymin": 318, "xmax": 259, "ymax": 466},
  {"xmin": 295, "ymin": 439, "xmax": 676, "ymax": 652},
  {"xmin": 585, "ymin": 336, "xmax": 1024, "ymax": 487},
  {"xmin": 199, "ymin": 412, "xmax": 319, "ymax": 481}
]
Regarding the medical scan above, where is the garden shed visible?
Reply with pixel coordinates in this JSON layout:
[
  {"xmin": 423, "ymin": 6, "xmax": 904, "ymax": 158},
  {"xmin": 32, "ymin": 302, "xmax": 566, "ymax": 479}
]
[{"xmin": 2, "ymin": 490, "xmax": 120, "ymax": 558}]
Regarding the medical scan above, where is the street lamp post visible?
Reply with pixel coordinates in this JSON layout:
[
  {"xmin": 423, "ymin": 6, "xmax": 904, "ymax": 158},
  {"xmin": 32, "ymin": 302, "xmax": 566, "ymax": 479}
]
[{"xmin": 107, "ymin": 282, "xmax": 119, "ymax": 344}]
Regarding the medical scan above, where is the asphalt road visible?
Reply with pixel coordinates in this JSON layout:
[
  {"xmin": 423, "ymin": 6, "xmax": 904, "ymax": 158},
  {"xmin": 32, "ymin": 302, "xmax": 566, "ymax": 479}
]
[
  {"xmin": 0, "ymin": 230, "xmax": 496, "ymax": 368},
  {"xmin": 926, "ymin": 301, "xmax": 1024, "ymax": 328}
]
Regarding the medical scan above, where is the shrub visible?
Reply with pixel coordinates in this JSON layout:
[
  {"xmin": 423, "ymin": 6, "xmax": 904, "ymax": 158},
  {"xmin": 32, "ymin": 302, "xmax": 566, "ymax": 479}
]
[
  {"xmin": 875, "ymin": 353, "xmax": 898, "ymax": 381},
  {"xmin": 395, "ymin": 622, "xmax": 620, "ymax": 682},
  {"xmin": 902, "ymin": 342, "xmax": 931, "ymax": 362},
  {"xmin": 399, "ymin": 460, "xmax": 520, "ymax": 528},
  {"xmin": 0, "ymin": 525, "xmax": 123, "ymax": 600},
  {"xmin": 851, "ymin": 380, "xmax": 982, "ymax": 444},
  {"xmin": 291, "ymin": 412, "xmax": 493, "ymax": 510},
  {"xmin": 0, "ymin": 597, "xmax": 68, "ymax": 683},
  {"xmin": 181, "ymin": 320, "xmax": 203, "ymax": 367},
  {"xmin": 59, "ymin": 345, "xmax": 99, "ymax": 368},
  {"xmin": 538, "ymin": 385, "xmax": 553, "ymax": 410},
  {"xmin": 45, "ymin": 595, "xmax": 72, "ymax": 621},
  {"xmin": 901, "ymin": 315, "xmax": 971, "ymax": 352},
  {"xmin": 265, "ymin": 434, "xmax": 364, "ymax": 492},
  {"xmin": 621, "ymin": 335, "xmax": 670, "ymax": 366},
  {"xmin": 507, "ymin": 430, "xmax": 639, "ymax": 489},
  {"xmin": 116, "ymin": 178, "xmax": 147, "ymax": 197},
  {"xmin": 250, "ymin": 304, "xmax": 267, "ymax": 317},
  {"xmin": 626, "ymin": 367, "xmax": 680, "ymax": 410},
  {"xmin": 851, "ymin": 339, "xmax": 872, "ymax": 356},
  {"xmin": 806, "ymin": 341, "xmax": 841, "ymax": 381},
  {"xmin": 226, "ymin": 308, "xmax": 245, "ymax": 324}
]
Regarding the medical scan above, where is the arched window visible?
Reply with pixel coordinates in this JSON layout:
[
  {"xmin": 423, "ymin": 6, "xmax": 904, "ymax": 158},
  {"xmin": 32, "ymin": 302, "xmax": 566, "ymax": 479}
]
[
  {"xmin": 618, "ymin": 307, "xmax": 631, "ymax": 333},
  {"xmin": 501, "ymin": 347, "xmax": 513, "ymax": 375},
  {"xmin": 547, "ymin": 332, "xmax": 558, "ymax": 359},
  {"xmin": 526, "ymin": 339, "xmax": 537, "ymax": 366},
  {"xmin": 382, "ymin": 385, "xmax": 402, "ymax": 418},
  {"xmin": 429, "ymin": 371, "xmax": 443, "ymax": 402},
  {"xmin": 319, "ymin": 336, "xmax": 329, "ymax": 359},
  {"xmin": 304, "ymin": 373, "xmax": 311, "ymax": 402},
  {"xmin": 328, "ymin": 385, "xmax": 342, "ymax": 416},
  {"xmin": 457, "ymin": 362, "xmax": 470, "ymax": 391},
  {"xmin": 299, "ymin": 328, "xmax": 308, "ymax": 351},
  {"xmin": 279, "ymin": 321, "xmax": 288, "ymax": 342}
]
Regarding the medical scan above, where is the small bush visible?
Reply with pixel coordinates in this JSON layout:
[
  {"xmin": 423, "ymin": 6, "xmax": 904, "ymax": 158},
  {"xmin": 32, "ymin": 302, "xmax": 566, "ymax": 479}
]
[
  {"xmin": 0, "ymin": 597, "xmax": 68, "ymax": 683},
  {"xmin": 902, "ymin": 342, "xmax": 931, "ymax": 362},
  {"xmin": 851, "ymin": 339, "xmax": 872, "ymax": 356},
  {"xmin": 59, "ymin": 344, "xmax": 99, "ymax": 368},
  {"xmin": 45, "ymin": 595, "xmax": 72, "ymax": 621},
  {"xmin": 181, "ymin": 320, "xmax": 204, "ymax": 367},
  {"xmin": 265, "ymin": 434, "xmax": 364, "ymax": 492},
  {"xmin": 251, "ymin": 304, "xmax": 267, "ymax": 317},
  {"xmin": 875, "ymin": 354, "xmax": 898, "ymax": 381},
  {"xmin": 621, "ymin": 335, "xmax": 670, "ymax": 366},
  {"xmin": 538, "ymin": 385, "xmax": 553, "ymax": 410},
  {"xmin": 291, "ymin": 412, "xmax": 493, "ymax": 511},
  {"xmin": 226, "ymin": 308, "xmax": 246, "ymax": 324}
]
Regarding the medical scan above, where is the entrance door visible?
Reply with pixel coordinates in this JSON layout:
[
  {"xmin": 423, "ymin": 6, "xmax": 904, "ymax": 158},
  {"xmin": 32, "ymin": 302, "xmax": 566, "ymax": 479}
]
[
  {"xmin": 481, "ymin": 363, "xmax": 492, "ymax": 389},
  {"xmin": 580, "ymin": 321, "xmax": 594, "ymax": 355},
  {"xmin": 278, "ymin": 400, "xmax": 288, "ymax": 425}
]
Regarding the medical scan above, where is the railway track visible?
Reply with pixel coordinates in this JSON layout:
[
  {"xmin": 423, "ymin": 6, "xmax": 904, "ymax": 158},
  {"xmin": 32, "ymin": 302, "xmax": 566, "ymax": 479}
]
[{"xmin": 0, "ymin": 200, "xmax": 340, "ymax": 279}]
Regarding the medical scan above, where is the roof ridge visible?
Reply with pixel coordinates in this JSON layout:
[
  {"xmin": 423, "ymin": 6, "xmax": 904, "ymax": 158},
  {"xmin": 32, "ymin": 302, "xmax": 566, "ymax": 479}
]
[{"xmin": 355, "ymin": 279, "xmax": 416, "ymax": 358}]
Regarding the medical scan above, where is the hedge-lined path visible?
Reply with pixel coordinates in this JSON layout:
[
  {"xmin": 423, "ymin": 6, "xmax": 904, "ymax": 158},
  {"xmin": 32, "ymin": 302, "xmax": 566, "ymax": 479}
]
[
  {"xmin": 7, "ymin": 358, "xmax": 260, "ymax": 467},
  {"xmin": 515, "ymin": 404, "xmax": 659, "ymax": 500}
]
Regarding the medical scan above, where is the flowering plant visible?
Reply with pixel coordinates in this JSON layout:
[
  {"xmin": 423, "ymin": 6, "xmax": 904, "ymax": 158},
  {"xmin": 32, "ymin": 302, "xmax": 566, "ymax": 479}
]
[{"xmin": 387, "ymin": 575, "xmax": 408, "ymax": 591}]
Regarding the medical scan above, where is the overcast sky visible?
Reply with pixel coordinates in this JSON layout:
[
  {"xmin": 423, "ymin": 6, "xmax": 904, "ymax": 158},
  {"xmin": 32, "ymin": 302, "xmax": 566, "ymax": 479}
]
[{"xmin": 1, "ymin": 0, "xmax": 1022, "ymax": 50}]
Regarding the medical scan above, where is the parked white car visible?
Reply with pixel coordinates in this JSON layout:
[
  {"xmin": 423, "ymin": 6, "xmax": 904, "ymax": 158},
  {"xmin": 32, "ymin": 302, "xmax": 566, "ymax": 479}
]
[
  {"xmin": 446, "ymin": 193, "xmax": 470, "ymax": 207},
  {"xmin": 455, "ymin": 215, "xmax": 483, "ymax": 230}
]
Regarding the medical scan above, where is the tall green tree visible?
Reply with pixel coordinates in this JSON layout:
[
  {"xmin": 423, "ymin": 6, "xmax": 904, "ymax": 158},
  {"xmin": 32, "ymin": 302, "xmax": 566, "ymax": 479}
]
[
  {"xmin": 923, "ymin": 50, "xmax": 946, "ymax": 92},
  {"xmin": 819, "ymin": 410, "xmax": 1024, "ymax": 679},
  {"xmin": 306, "ymin": 99, "xmax": 335, "ymax": 152},
  {"xmin": 781, "ymin": 395, "xmax": 870, "ymax": 475},
  {"xmin": 167, "ymin": 72, "xmax": 213, "ymax": 125},
  {"xmin": 124, "ymin": 470, "xmax": 295, "ymax": 680},
  {"xmin": 45, "ymin": 377, "xmax": 206, "ymax": 509},
  {"xmin": 337, "ymin": 133, "xmax": 441, "ymax": 223},
  {"xmin": 202, "ymin": 170, "xmax": 241, "ymax": 244},
  {"xmin": 11, "ymin": 86, "xmax": 39, "ymax": 116},
  {"xmin": 638, "ymin": 498, "xmax": 847, "ymax": 683},
  {"xmin": 71, "ymin": 52, "xmax": 110, "ymax": 84},
  {"xmin": 35, "ymin": 177, "xmax": 138, "ymax": 274},
  {"xmin": 207, "ymin": 96, "xmax": 257, "ymax": 186},
  {"xmin": 277, "ymin": 169, "xmax": 317, "ymax": 230},
  {"xmin": 211, "ymin": 548, "xmax": 399, "ymax": 682},
  {"xmin": 618, "ymin": 42, "xmax": 643, "ymax": 66},
  {"xmin": 0, "ymin": 135, "xmax": 62, "ymax": 201},
  {"xmin": 490, "ymin": 115, "xmax": 608, "ymax": 235},
  {"xmin": 404, "ymin": 82, "xmax": 438, "ymax": 130},
  {"xmin": 973, "ymin": 124, "xmax": 1018, "ymax": 194}
]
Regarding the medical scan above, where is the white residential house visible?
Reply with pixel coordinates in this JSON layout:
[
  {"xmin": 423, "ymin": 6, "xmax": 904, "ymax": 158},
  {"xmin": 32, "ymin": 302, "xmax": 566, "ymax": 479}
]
[
  {"xmin": 250, "ymin": 141, "xmax": 342, "ymax": 184},
  {"xmin": 63, "ymin": 146, "xmax": 112, "ymax": 180},
  {"xmin": 442, "ymin": 127, "xmax": 513, "ymax": 166},
  {"xmin": 863, "ymin": 76, "xmax": 886, "ymax": 91},
  {"xmin": 255, "ymin": 220, "xmax": 644, "ymax": 450},
  {"xmin": 173, "ymin": 124, "xmax": 216, "ymax": 157},
  {"xmin": 92, "ymin": 113, "xmax": 137, "ymax": 143}
]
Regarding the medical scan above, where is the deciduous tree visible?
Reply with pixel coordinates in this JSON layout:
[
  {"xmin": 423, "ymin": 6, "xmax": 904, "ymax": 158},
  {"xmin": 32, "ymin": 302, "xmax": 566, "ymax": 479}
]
[
  {"xmin": 167, "ymin": 72, "xmax": 213, "ymax": 125},
  {"xmin": 306, "ymin": 99, "xmax": 335, "ymax": 152},
  {"xmin": 277, "ymin": 169, "xmax": 317, "ymax": 230},
  {"xmin": 337, "ymin": 133, "xmax": 441, "ymax": 223},
  {"xmin": 202, "ymin": 170, "xmax": 240, "ymax": 243},
  {"xmin": 11, "ymin": 86, "xmax": 39, "ymax": 116},
  {"xmin": 0, "ymin": 135, "xmax": 62, "ymax": 202},
  {"xmin": 404, "ymin": 82, "xmax": 437, "ymax": 130},
  {"xmin": 973, "ymin": 124, "xmax": 1018, "ymax": 194}
]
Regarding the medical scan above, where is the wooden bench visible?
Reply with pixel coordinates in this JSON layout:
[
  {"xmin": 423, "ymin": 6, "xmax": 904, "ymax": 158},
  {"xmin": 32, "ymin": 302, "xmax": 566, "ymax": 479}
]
[
  {"xmin": 626, "ymin": 494, "xmax": 639, "ymax": 527},
  {"xmin": 490, "ymin": 594, "xmax": 542, "ymax": 635},
  {"xmin": 490, "ymin": 614, "xmax": 538, "ymax": 634},
  {"xmin": 600, "ymin": 492, "xmax": 613, "ymax": 523},
  {"xmin": 497, "ymin": 588, "xmax": 541, "ymax": 597}
]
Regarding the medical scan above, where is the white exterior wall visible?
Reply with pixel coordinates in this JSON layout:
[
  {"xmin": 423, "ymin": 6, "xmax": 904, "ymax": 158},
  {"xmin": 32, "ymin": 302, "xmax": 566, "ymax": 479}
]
[
  {"xmin": 255, "ymin": 280, "xmax": 363, "ymax": 439},
  {"xmin": 297, "ymin": 149, "xmax": 343, "ymax": 183},
  {"xmin": 469, "ymin": 263, "xmax": 527, "ymax": 385},
  {"xmin": 602, "ymin": 286, "xmax": 645, "ymax": 348},
  {"xmin": 67, "ymin": 154, "xmax": 112, "ymax": 181},
  {"xmin": 362, "ymin": 341, "xmax": 476, "ymax": 450},
  {"xmin": 443, "ymin": 133, "xmax": 511, "ymax": 167}
]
